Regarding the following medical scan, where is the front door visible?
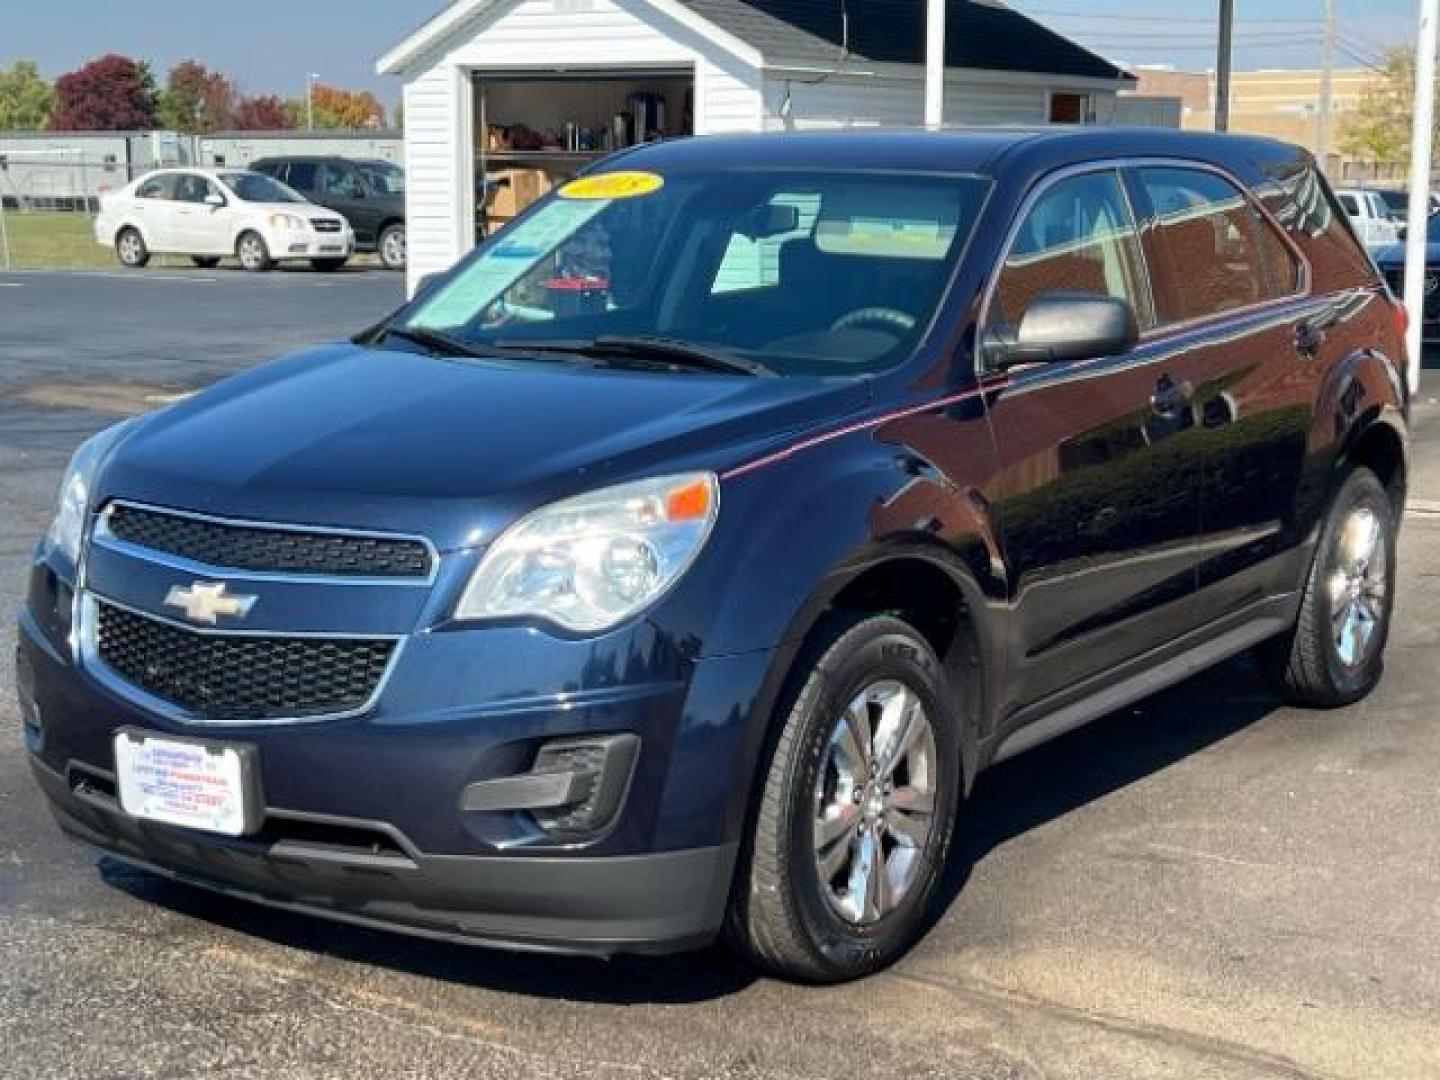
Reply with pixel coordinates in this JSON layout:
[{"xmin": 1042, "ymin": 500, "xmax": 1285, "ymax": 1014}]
[
  {"xmin": 319, "ymin": 162, "xmax": 374, "ymax": 245},
  {"xmin": 981, "ymin": 168, "xmax": 1208, "ymax": 709}
]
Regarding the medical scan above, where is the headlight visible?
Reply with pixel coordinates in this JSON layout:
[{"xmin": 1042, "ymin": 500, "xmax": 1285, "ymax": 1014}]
[
  {"xmin": 46, "ymin": 420, "xmax": 135, "ymax": 564},
  {"xmin": 455, "ymin": 473, "xmax": 719, "ymax": 633},
  {"xmin": 268, "ymin": 212, "xmax": 305, "ymax": 230}
]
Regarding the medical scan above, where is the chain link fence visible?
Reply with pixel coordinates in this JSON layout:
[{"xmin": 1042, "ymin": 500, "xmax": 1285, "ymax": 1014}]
[{"xmin": 0, "ymin": 154, "xmax": 150, "ymax": 270}]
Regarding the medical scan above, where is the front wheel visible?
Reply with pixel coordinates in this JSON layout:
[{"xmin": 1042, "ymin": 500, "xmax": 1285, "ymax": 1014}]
[
  {"xmin": 236, "ymin": 231, "xmax": 272, "ymax": 272},
  {"xmin": 726, "ymin": 614, "xmax": 961, "ymax": 982},
  {"xmin": 1257, "ymin": 466, "xmax": 1397, "ymax": 707},
  {"xmin": 378, "ymin": 223, "xmax": 406, "ymax": 271}
]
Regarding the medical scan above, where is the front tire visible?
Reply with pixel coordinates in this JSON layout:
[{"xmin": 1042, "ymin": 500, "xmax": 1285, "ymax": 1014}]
[
  {"xmin": 726, "ymin": 614, "xmax": 961, "ymax": 983},
  {"xmin": 378, "ymin": 223, "xmax": 406, "ymax": 271},
  {"xmin": 1257, "ymin": 466, "xmax": 1397, "ymax": 707},
  {"xmin": 236, "ymin": 231, "xmax": 272, "ymax": 272},
  {"xmin": 115, "ymin": 227, "xmax": 149, "ymax": 268}
]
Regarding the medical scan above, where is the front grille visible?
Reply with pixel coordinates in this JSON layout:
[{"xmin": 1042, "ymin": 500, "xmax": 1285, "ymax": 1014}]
[
  {"xmin": 1384, "ymin": 265, "xmax": 1440, "ymax": 321},
  {"xmin": 311, "ymin": 218, "xmax": 342, "ymax": 233},
  {"xmin": 103, "ymin": 504, "xmax": 433, "ymax": 579},
  {"xmin": 94, "ymin": 600, "xmax": 395, "ymax": 721}
]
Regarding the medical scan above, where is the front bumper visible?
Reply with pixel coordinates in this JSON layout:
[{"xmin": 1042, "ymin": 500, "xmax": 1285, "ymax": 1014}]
[
  {"xmin": 30, "ymin": 753, "xmax": 734, "ymax": 954},
  {"xmin": 19, "ymin": 554, "xmax": 772, "ymax": 954},
  {"xmin": 268, "ymin": 226, "xmax": 354, "ymax": 259}
]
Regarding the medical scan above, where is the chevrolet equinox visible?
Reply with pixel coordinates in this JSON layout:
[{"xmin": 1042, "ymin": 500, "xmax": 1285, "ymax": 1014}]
[{"xmin": 19, "ymin": 130, "xmax": 1409, "ymax": 982}]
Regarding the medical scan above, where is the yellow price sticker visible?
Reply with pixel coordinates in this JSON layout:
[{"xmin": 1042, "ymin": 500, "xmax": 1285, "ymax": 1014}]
[{"xmin": 559, "ymin": 171, "xmax": 665, "ymax": 201}]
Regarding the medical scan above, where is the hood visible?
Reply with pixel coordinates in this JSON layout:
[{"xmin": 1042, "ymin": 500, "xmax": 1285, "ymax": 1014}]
[
  {"xmin": 246, "ymin": 201, "xmax": 344, "ymax": 221},
  {"xmin": 1372, "ymin": 241, "xmax": 1440, "ymax": 266},
  {"xmin": 99, "ymin": 344, "xmax": 868, "ymax": 550}
]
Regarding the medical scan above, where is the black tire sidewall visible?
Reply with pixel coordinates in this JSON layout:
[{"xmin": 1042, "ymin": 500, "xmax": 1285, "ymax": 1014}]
[
  {"xmin": 1315, "ymin": 469, "xmax": 1396, "ymax": 699},
  {"xmin": 779, "ymin": 620, "xmax": 960, "ymax": 977}
]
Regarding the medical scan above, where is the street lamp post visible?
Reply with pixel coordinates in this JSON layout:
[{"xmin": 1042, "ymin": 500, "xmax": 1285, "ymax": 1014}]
[{"xmin": 306, "ymin": 73, "xmax": 321, "ymax": 132}]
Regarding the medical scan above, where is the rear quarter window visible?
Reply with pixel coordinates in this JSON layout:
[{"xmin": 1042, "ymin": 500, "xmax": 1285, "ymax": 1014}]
[{"xmin": 1255, "ymin": 165, "xmax": 1374, "ymax": 292}]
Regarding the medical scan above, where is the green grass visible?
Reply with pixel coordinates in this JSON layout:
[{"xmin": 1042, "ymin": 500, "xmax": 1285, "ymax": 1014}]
[{"xmin": 0, "ymin": 211, "xmax": 117, "ymax": 269}]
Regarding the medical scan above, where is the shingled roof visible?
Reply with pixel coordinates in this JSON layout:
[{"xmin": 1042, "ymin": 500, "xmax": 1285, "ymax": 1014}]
[{"xmin": 679, "ymin": 0, "xmax": 1130, "ymax": 81}]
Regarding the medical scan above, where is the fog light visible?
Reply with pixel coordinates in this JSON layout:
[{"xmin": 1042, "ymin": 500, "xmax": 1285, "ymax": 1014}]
[{"xmin": 458, "ymin": 733, "xmax": 639, "ymax": 839}]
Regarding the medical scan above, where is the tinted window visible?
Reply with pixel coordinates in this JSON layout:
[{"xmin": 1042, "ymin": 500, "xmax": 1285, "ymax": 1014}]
[
  {"xmin": 218, "ymin": 172, "xmax": 304, "ymax": 203},
  {"xmin": 321, "ymin": 163, "xmax": 362, "ymax": 197},
  {"xmin": 135, "ymin": 174, "xmax": 177, "ymax": 200},
  {"xmin": 1338, "ymin": 193, "xmax": 1360, "ymax": 215},
  {"xmin": 285, "ymin": 162, "xmax": 318, "ymax": 190},
  {"xmin": 1137, "ymin": 167, "xmax": 1291, "ymax": 324},
  {"xmin": 992, "ymin": 170, "xmax": 1149, "ymax": 329},
  {"xmin": 402, "ymin": 169, "xmax": 990, "ymax": 378},
  {"xmin": 173, "ymin": 173, "xmax": 218, "ymax": 204},
  {"xmin": 357, "ymin": 161, "xmax": 404, "ymax": 195}
]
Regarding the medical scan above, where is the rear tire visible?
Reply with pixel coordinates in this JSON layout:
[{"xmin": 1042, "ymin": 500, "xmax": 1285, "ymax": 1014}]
[
  {"xmin": 236, "ymin": 231, "xmax": 272, "ymax": 272},
  {"xmin": 310, "ymin": 257, "xmax": 349, "ymax": 272},
  {"xmin": 115, "ymin": 227, "xmax": 149, "ymax": 268},
  {"xmin": 1256, "ymin": 466, "xmax": 1396, "ymax": 707},
  {"xmin": 725, "ymin": 614, "xmax": 961, "ymax": 983},
  {"xmin": 378, "ymin": 223, "xmax": 406, "ymax": 271},
  {"xmin": 190, "ymin": 256, "xmax": 221, "ymax": 269}
]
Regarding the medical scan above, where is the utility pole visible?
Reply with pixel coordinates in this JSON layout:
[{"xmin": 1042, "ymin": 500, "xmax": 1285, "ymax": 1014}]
[
  {"xmin": 1403, "ymin": 0, "xmax": 1439, "ymax": 391},
  {"xmin": 925, "ymin": 0, "xmax": 947, "ymax": 127},
  {"xmin": 306, "ymin": 73, "xmax": 320, "ymax": 132},
  {"xmin": 1317, "ymin": 0, "xmax": 1336, "ymax": 171},
  {"xmin": 1215, "ymin": 0, "xmax": 1235, "ymax": 132}
]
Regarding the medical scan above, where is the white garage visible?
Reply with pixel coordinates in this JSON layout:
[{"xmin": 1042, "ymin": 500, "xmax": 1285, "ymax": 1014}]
[{"xmin": 378, "ymin": 0, "xmax": 1135, "ymax": 291}]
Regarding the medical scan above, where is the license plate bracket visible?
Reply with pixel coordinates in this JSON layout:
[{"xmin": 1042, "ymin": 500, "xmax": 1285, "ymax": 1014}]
[{"xmin": 113, "ymin": 728, "xmax": 263, "ymax": 837}]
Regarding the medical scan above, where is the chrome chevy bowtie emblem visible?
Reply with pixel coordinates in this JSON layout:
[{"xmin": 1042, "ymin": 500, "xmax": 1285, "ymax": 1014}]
[{"xmin": 164, "ymin": 581, "xmax": 257, "ymax": 625}]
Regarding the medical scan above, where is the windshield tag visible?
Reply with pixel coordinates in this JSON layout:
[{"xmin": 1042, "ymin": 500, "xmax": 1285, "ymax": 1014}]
[{"xmin": 559, "ymin": 171, "xmax": 665, "ymax": 201}]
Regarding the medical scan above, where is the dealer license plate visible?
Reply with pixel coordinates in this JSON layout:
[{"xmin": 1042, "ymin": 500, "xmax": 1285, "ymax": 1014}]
[{"xmin": 114, "ymin": 729, "xmax": 258, "ymax": 836}]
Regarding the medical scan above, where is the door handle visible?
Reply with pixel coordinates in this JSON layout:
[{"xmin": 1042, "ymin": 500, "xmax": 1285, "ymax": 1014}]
[
  {"xmin": 1151, "ymin": 374, "xmax": 1193, "ymax": 416},
  {"xmin": 1295, "ymin": 320, "xmax": 1325, "ymax": 356}
]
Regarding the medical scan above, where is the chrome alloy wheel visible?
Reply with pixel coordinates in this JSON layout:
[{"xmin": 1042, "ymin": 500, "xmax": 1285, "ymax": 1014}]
[
  {"xmin": 117, "ymin": 232, "xmax": 143, "ymax": 265},
  {"xmin": 381, "ymin": 227, "xmax": 406, "ymax": 269},
  {"xmin": 813, "ymin": 680, "xmax": 938, "ymax": 925},
  {"xmin": 1328, "ymin": 506, "xmax": 1388, "ymax": 669},
  {"xmin": 238, "ymin": 234, "xmax": 266, "ymax": 270}
]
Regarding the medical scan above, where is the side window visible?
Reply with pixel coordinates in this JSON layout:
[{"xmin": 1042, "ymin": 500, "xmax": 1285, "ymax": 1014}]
[
  {"xmin": 711, "ymin": 193, "xmax": 821, "ymax": 295},
  {"xmin": 1338, "ymin": 193, "xmax": 1359, "ymax": 216},
  {"xmin": 992, "ymin": 170, "xmax": 1149, "ymax": 330},
  {"xmin": 173, "ymin": 173, "xmax": 217, "ymax": 204},
  {"xmin": 135, "ymin": 174, "xmax": 177, "ymax": 200},
  {"xmin": 286, "ymin": 162, "xmax": 317, "ymax": 191},
  {"xmin": 1136, "ymin": 167, "xmax": 1293, "ymax": 323},
  {"xmin": 321, "ymin": 163, "xmax": 362, "ymax": 198}
]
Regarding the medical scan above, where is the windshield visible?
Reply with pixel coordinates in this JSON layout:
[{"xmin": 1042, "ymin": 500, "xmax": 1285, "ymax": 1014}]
[
  {"xmin": 400, "ymin": 167, "xmax": 990, "ymax": 377},
  {"xmin": 219, "ymin": 171, "xmax": 305, "ymax": 203},
  {"xmin": 359, "ymin": 161, "xmax": 404, "ymax": 195}
]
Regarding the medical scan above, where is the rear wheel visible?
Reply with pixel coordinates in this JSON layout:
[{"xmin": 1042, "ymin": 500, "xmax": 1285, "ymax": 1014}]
[
  {"xmin": 236, "ymin": 231, "xmax": 272, "ymax": 272},
  {"xmin": 726, "ymin": 614, "xmax": 961, "ymax": 983},
  {"xmin": 378, "ymin": 223, "xmax": 406, "ymax": 271},
  {"xmin": 1257, "ymin": 466, "xmax": 1396, "ymax": 706},
  {"xmin": 115, "ymin": 228, "xmax": 149, "ymax": 268},
  {"xmin": 190, "ymin": 256, "xmax": 221, "ymax": 269},
  {"xmin": 310, "ymin": 257, "xmax": 349, "ymax": 272}
]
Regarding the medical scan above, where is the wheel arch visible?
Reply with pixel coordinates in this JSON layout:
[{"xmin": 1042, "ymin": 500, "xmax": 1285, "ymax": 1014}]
[{"xmin": 1314, "ymin": 345, "xmax": 1409, "ymax": 512}]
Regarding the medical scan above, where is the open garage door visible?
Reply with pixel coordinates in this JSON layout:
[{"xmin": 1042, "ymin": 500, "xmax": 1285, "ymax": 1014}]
[{"xmin": 473, "ymin": 67, "xmax": 694, "ymax": 239}]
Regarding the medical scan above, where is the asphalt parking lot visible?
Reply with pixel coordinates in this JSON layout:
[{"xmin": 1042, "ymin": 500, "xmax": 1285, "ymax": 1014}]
[{"xmin": 2, "ymin": 269, "xmax": 1440, "ymax": 1079}]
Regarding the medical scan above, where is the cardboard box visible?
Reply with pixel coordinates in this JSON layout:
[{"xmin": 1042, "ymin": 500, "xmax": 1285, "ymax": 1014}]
[{"xmin": 487, "ymin": 168, "xmax": 552, "ymax": 219}]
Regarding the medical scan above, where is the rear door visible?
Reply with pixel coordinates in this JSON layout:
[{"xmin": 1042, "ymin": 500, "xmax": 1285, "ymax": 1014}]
[
  {"xmin": 131, "ymin": 173, "xmax": 181, "ymax": 250},
  {"xmin": 1126, "ymin": 164, "xmax": 1316, "ymax": 623},
  {"xmin": 982, "ymin": 167, "xmax": 1209, "ymax": 708}
]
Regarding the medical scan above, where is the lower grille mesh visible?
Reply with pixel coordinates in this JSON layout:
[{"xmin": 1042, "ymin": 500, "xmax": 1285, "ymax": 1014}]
[{"xmin": 94, "ymin": 601, "xmax": 395, "ymax": 721}]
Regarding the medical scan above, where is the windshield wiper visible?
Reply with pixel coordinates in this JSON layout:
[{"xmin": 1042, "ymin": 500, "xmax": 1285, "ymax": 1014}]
[
  {"xmin": 497, "ymin": 336, "xmax": 776, "ymax": 377},
  {"xmin": 381, "ymin": 325, "xmax": 510, "ymax": 360}
]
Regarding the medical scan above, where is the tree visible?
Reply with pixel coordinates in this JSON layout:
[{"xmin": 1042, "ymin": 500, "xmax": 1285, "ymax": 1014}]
[
  {"xmin": 157, "ymin": 60, "xmax": 236, "ymax": 133},
  {"xmin": 233, "ymin": 94, "xmax": 292, "ymax": 130},
  {"xmin": 285, "ymin": 83, "xmax": 386, "ymax": 129},
  {"xmin": 50, "ymin": 54, "xmax": 157, "ymax": 130},
  {"xmin": 1342, "ymin": 47, "xmax": 1440, "ymax": 169},
  {"xmin": 0, "ymin": 60, "xmax": 54, "ymax": 130}
]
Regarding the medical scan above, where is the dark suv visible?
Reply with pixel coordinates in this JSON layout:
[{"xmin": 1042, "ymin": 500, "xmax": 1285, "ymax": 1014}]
[
  {"xmin": 19, "ymin": 130, "xmax": 1408, "ymax": 982},
  {"xmin": 251, "ymin": 156, "xmax": 406, "ymax": 270}
]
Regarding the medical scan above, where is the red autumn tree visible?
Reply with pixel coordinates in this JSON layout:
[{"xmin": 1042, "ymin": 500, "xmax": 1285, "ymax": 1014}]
[
  {"xmin": 233, "ymin": 94, "xmax": 292, "ymax": 130},
  {"xmin": 157, "ymin": 60, "xmax": 236, "ymax": 133},
  {"xmin": 50, "ymin": 54, "xmax": 157, "ymax": 130}
]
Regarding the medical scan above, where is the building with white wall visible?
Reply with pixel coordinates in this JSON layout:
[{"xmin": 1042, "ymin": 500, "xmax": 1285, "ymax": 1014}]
[{"xmin": 379, "ymin": 0, "xmax": 1138, "ymax": 290}]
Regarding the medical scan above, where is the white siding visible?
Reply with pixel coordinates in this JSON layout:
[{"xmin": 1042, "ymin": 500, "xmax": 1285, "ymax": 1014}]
[{"xmin": 396, "ymin": 0, "xmax": 764, "ymax": 291}]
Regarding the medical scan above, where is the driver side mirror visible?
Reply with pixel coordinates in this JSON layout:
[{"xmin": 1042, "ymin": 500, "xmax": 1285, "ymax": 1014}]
[
  {"xmin": 986, "ymin": 292, "xmax": 1139, "ymax": 369},
  {"xmin": 204, "ymin": 192, "xmax": 225, "ymax": 208}
]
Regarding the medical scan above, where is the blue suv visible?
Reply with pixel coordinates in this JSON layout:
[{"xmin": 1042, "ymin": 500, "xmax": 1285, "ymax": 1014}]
[{"xmin": 19, "ymin": 131, "xmax": 1408, "ymax": 981}]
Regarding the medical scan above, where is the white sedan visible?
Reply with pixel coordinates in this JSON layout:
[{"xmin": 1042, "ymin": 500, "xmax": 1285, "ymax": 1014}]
[{"xmin": 96, "ymin": 168, "xmax": 355, "ymax": 272}]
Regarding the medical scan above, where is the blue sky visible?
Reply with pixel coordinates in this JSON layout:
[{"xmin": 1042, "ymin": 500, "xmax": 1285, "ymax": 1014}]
[{"xmin": 4, "ymin": 0, "xmax": 1422, "ymax": 112}]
